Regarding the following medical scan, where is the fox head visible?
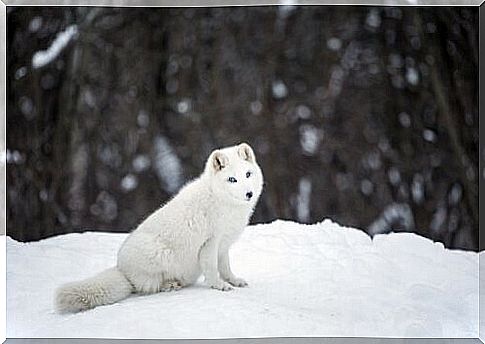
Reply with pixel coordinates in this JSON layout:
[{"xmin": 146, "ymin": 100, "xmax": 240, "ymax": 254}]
[{"xmin": 205, "ymin": 142, "xmax": 264, "ymax": 207}]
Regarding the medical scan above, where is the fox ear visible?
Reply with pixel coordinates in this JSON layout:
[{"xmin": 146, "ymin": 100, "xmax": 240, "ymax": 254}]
[
  {"xmin": 238, "ymin": 142, "xmax": 255, "ymax": 163},
  {"xmin": 210, "ymin": 150, "xmax": 229, "ymax": 172}
]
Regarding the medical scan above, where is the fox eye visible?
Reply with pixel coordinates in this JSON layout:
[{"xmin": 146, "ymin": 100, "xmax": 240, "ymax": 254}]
[
  {"xmin": 246, "ymin": 171, "xmax": 252, "ymax": 178},
  {"xmin": 228, "ymin": 177, "xmax": 237, "ymax": 183}
]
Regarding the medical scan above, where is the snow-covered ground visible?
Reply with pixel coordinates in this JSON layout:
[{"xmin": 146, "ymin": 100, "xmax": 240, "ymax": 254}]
[{"xmin": 7, "ymin": 219, "xmax": 478, "ymax": 338}]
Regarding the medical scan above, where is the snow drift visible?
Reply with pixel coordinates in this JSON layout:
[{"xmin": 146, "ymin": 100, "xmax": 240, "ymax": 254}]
[{"xmin": 6, "ymin": 219, "xmax": 478, "ymax": 338}]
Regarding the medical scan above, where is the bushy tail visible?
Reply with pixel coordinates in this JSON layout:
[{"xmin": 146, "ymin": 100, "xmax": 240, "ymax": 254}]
[{"xmin": 55, "ymin": 267, "xmax": 133, "ymax": 313}]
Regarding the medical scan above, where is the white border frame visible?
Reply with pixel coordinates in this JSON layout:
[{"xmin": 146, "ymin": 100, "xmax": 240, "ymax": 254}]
[{"xmin": 1, "ymin": 2, "xmax": 482, "ymax": 344}]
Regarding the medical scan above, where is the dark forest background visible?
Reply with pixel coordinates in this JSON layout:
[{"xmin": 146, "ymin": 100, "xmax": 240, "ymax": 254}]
[{"xmin": 6, "ymin": 6, "xmax": 479, "ymax": 250}]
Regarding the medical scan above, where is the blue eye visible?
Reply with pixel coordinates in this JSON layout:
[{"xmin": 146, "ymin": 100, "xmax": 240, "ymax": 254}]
[
  {"xmin": 246, "ymin": 171, "xmax": 252, "ymax": 178},
  {"xmin": 228, "ymin": 177, "xmax": 237, "ymax": 183}
]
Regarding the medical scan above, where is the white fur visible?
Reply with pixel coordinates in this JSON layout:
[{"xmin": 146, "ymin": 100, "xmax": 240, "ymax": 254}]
[{"xmin": 55, "ymin": 143, "xmax": 264, "ymax": 312}]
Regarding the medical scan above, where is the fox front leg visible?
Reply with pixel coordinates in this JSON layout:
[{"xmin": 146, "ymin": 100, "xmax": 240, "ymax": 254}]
[
  {"xmin": 218, "ymin": 237, "xmax": 248, "ymax": 287},
  {"xmin": 199, "ymin": 237, "xmax": 233, "ymax": 291}
]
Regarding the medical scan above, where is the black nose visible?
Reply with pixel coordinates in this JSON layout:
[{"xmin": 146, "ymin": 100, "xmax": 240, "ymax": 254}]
[{"xmin": 246, "ymin": 191, "xmax": 253, "ymax": 200}]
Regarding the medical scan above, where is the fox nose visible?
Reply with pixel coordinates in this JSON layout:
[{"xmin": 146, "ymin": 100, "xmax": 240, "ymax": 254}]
[{"xmin": 246, "ymin": 191, "xmax": 253, "ymax": 200}]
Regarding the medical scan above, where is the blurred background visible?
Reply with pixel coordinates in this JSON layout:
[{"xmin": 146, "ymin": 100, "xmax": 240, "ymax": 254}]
[{"xmin": 6, "ymin": 6, "xmax": 478, "ymax": 250}]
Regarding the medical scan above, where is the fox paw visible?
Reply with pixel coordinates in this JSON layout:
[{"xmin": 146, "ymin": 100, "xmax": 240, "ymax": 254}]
[
  {"xmin": 228, "ymin": 277, "xmax": 248, "ymax": 288},
  {"xmin": 161, "ymin": 280, "xmax": 183, "ymax": 292},
  {"xmin": 209, "ymin": 281, "xmax": 233, "ymax": 291}
]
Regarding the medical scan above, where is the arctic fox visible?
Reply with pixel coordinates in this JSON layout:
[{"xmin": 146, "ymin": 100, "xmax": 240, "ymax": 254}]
[{"xmin": 55, "ymin": 143, "xmax": 264, "ymax": 313}]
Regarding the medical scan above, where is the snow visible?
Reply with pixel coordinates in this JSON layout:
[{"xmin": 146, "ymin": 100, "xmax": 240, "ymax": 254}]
[
  {"xmin": 137, "ymin": 110, "xmax": 150, "ymax": 128},
  {"xmin": 19, "ymin": 96, "xmax": 34, "ymax": 119},
  {"xmin": 132, "ymin": 155, "xmax": 151, "ymax": 172},
  {"xmin": 39, "ymin": 189, "xmax": 49, "ymax": 202},
  {"xmin": 32, "ymin": 25, "xmax": 78, "ymax": 69},
  {"xmin": 398, "ymin": 112, "xmax": 411, "ymax": 128},
  {"xmin": 328, "ymin": 65, "xmax": 345, "ymax": 97},
  {"xmin": 360, "ymin": 179, "xmax": 374, "ymax": 196},
  {"xmin": 366, "ymin": 9, "xmax": 381, "ymax": 29},
  {"xmin": 449, "ymin": 183, "xmax": 463, "ymax": 205},
  {"xmin": 327, "ymin": 38, "xmax": 342, "ymax": 52},
  {"xmin": 299, "ymin": 124, "xmax": 323, "ymax": 156},
  {"xmin": 176, "ymin": 99, "xmax": 191, "ymax": 114},
  {"xmin": 388, "ymin": 167, "xmax": 401, "ymax": 185},
  {"xmin": 82, "ymin": 89, "xmax": 96, "ymax": 108},
  {"xmin": 295, "ymin": 105, "xmax": 312, "ymax": 120},
  {"xmin": 14, "ymin": 67, "xmax": 27, "ymax": 80},
  {"xmin": 120, "ymin": 174, "xmax": 138, "ymax": 192},
  {"xmin": 28, "ymin": 17, "xmax": 43, "ymax": 32},
  {"xmin": 271, "ymin": 80, "xmax": 288, "ymax": 99},
  {"xmin": 153, "ymin": 135, "xmax": 183, "ymax": 193},
  {"xmin": 430, "ymin": 207, "xmax": 447, "ymax": 233},
  {"xmin": 6, "ymin": 219, "xmax": 478, "ymax": 339},
  {"xmin": 5, "ymin": 150, "xmax": 24, "ymax": 165},
  {"xmin": 369, "ymin": 203, "xmax": 415, "ymax": 235},
  {"xmin": 366, "ymin": 151, "xmax": 382, "ymax": 170},
  {"xmin": 296, "ymin": 178, "xmax": 311, "ymax": 222},
  {"xmin": 406, "ymin": 67, "xmax": 420, "ymax": 85},
  {"xmin": 423, "ymin": 129, "xmax": 437, "ymax": 143},
  {"xmin": 412, "ymin": 173, "xmax": 425, "ymax": 204}
]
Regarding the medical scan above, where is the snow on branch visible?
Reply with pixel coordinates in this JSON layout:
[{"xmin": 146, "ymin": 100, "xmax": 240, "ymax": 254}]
[
  {"xmin": 368, "ymin": 203, "xmax": 415, "ymax": 235},
  {"xmin": 32, "ymin": 25, "xmax": 78, "ymax": 69},
  {"xmin": 153, "ymin": 135, "xmax": 183, "ymax": 193}
]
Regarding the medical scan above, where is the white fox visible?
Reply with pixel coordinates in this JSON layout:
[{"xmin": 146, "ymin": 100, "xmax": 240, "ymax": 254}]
[{"xmin": 55, "ymin": 143, "xmax": 264, "ymax": 313}]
